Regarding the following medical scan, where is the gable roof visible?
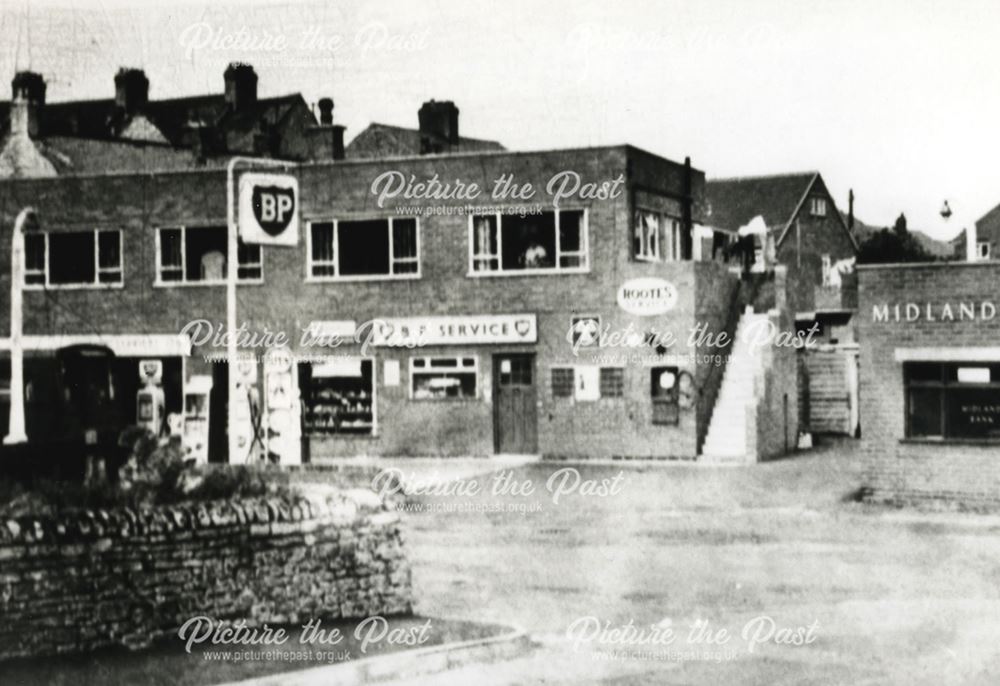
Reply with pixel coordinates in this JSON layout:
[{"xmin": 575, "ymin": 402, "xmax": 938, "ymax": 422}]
[
  {"xmin": 975, "ymin": 201, "xmax": 1000, "ymax": 246},
  {"xmin": 706, "ymin": 171, "xmax": 858, "ymax": 251},
  {"xmin": 345, "ymin": 122, "xmax": 504, "ymax": 159}
]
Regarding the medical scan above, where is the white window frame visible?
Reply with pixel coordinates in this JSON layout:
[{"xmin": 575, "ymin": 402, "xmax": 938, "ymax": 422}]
[
  {"xmin": 305, "ymin": 217, "xmax": 421, "ymax": 282},
  {"xmin": 466, "ymin": 208, "xmax": 590, "ymax": 277},
  {"xmin": 23, "ymin": 229, "xmax": 124, "ymax": 290},
  {"xmin": 821, "ymin": 253, "xmax": 833, "ymax": 286},
  {"xmin": 633, "ymin": 210, "xmax": 660, "ymax": 262},
  {"xmin": 154, "ymin": 225, "xmax": 263, "ymax": 287},
  {"xmin": 977, "ymin": 240, "xmax": 991, "ymax": 260},
  {"xmin": 409, "ymin": 356, "xmax": 479, "ymax": 400},
  {"xmin": 550, "ymin": 363, "xmax": 624, "ymax": 401},
  {"xmin": 665, "ymin": 217, "xmax": 682, "ymax": 262},
  {"xmin": 810, "ymin": 197, "xmax": 828, "ymax": 217}
]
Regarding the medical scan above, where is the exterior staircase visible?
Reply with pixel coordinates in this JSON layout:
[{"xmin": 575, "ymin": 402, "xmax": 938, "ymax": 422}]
[{"xmin": 700, "ymin": 306, "xmax": 769, "ymax": 463}]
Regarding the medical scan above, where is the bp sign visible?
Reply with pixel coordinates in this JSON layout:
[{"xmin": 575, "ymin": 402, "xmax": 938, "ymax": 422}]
[{"xmin": 238, "ymin": 173, "xmax": 299, "ymax": 246}]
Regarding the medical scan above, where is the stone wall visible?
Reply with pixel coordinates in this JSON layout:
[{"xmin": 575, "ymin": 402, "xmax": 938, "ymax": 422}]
[{"xmin": 0, "ymin": 488, "xmax": 411, "ymax": 661}]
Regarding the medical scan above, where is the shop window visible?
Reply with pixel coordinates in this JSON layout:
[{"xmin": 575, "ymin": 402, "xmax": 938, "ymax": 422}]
[
  {"xmin": 599, "ymin": 368, "xmax": 625, "ymax": 398},
  {"xmin": 905, "ymin": 362, "xmax": 1000, "ymax": 440},
  {"xmin": 156, "ymin": 226, "xmax": 261, "ymax": 284},
  {"xmin": 809, "ymin": 197, "xmax": 827, "ymax": 217},
  {"xmin": 410, "ymin": 357, "xmax": 477, "ymax": 400},
  {"xmin": 651, "ymin": 366, "xmax": 680, "ymax": 425},
  {"xmin": 23, "ymin": 229, "xmax": 123, "ymax": 288},
  {"xmin": 308, "ymin": 218, "xmax": 419, "ymax": 279},
  {"xmin": 551, "ymin": 367, "xmax": 574, "ymax": 398},
  {"xmin": 469, "ymin": 210, "xmax": 587, "ymax": 274},
  {"xmin": 300, "ymin": 358, "xmax": 374, "ymax": 434}
]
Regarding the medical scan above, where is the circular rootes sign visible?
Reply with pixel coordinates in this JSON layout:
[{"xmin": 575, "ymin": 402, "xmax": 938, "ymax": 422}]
[{"xmin": 616, "ymin": 277, "xmax": 678, "ymax": 316}]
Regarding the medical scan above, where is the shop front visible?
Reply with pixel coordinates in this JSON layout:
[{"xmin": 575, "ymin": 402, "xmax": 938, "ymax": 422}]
[{"xmin": 858, "ymin": 262, "xmax": 1000, "ymax": 505}]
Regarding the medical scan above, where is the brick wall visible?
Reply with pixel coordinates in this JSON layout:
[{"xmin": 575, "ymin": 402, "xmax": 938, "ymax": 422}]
[
  {"xmin": 858, "ymin": 262, "xmax": 1000, "ymax": 505},
  {"xmin": 0, "ymin": 489, "xmax": 411, "ymax": 660},
  {"xmin": 0, "ymin": 146, "xmax": 723, "ymax": 459}
]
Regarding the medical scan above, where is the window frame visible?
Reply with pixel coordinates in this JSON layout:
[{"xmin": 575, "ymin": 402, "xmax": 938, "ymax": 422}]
[
  {"xmin": 904, "ymin": 362, "xmax": 1000, "ymax": 441},
  {"xmin": 305, "ymin": 217, "xmax": 422, "ymax": 282},
  {"xmin": 633, "ymin": 210, "xmax": 660, "ymax": 262},
  {"xmin": 409, "ymin": 355, "xmax": 479, "ymax": 401},
  {"xmin": 154, "ymin": 225, "xmax": 264, "ymax": 287},
  {"xmin": 549, "ymin": 364, "xmax": 625, "ymax": 401},
  {"xmin": 977, "ymin": 240, "xmax": 991, "ymax": 260},
  {"xmin": 809, "ymin": 197, "xmax": 828, "ymax": 217},
  {"xmin": 466, "ymin": 209, "xmax": 590, "ymax": 277},
  {"xmin": 23, "ymin": 228, "xmax": 124, "ymax": 290}
]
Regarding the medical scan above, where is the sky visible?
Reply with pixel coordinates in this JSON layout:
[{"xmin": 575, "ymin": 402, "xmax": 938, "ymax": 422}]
[{"xmin": 1, "ymin": 0, "xmax": 997, "ymax": 239}]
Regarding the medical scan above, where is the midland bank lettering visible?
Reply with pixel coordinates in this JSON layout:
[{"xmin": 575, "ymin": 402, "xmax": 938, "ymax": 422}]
[{"xmin": 872, "ymin": 301, "xmax": 999, "ymax": 323}]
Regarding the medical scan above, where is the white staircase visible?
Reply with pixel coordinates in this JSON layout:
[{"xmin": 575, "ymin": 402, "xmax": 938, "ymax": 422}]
[{"xmin": 700, "ymin": 307, "xmax": 769, "ymax": 463}]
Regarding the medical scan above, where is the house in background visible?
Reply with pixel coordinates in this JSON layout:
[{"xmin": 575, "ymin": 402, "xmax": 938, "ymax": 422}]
[
  {"xmin": 345, "ymin": 100, "xmax": 504, "ymax": 159},
  {"xmin": 971, "ymin": 202, "xmax": 1000, "ymax": 261},
  {"xmin": 706, "ymin": 171, "xmax": 859, "ymax": 336},
  {"xmin": 0, "ymin": 63, "xmax": 346, "ymax": 177}
]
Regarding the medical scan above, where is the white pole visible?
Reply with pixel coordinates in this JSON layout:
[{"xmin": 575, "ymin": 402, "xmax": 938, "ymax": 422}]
[
  {"xmin": 225, "ymin": 157, "xmax": 295, "ymax": 465},
  {"xmin": 5, "ymin": 207, "xmax": 35, "ymax": 445}
]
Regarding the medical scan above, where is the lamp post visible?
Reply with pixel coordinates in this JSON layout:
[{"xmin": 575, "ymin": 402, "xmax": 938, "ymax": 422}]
[
  {"xmin": 5, "ymin": 207, "xmax": 37, "ymax": 445},
  {"xmin": 225, "ymin": 157, "xmax": 295, "ymax": 465}
]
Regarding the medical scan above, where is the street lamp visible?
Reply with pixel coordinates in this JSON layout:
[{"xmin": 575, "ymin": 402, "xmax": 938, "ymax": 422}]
[{"xmin": 5, "ymin": 206, "xmax": 37, "ymax": 445}]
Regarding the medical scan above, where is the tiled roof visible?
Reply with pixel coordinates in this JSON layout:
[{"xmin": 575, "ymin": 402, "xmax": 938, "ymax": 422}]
[
  {"xmin": 705, "ymin": 172, "xmax": 819, "ymax": 232},
  {"xmin": 345, "ymin": 122, "xmax": 504, "ymax": 159}
]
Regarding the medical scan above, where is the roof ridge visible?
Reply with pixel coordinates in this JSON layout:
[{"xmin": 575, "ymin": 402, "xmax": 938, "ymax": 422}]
[{"xmin": 707, "ymin": 171, "xmax": 820, "ymax": 183}]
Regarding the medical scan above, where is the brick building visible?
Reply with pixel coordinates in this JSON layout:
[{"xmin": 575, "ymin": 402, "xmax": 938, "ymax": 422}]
[
  {"xmin": 858, "ymin": 261, "xmax": 1000, "ymax": 504},
  {"xmin": 0, "ymin": 144, "xmax": 790, "ymax": 461}
]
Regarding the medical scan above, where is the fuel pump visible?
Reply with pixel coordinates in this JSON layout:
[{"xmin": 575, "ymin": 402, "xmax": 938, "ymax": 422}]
[
  {"xmin": 182, "ymin": 375, "xmax": 212, "ymax": 464},
  {"xmin": 232, "ymin": 357, "xmax": 262, "ymax": 463},
  {"xmin": 263, "ymin": 347, "xmax": 301, "ymax": 465},
  {"xmin": 136, "ymin": 359, "xmax": 165, "ymax": 436}
]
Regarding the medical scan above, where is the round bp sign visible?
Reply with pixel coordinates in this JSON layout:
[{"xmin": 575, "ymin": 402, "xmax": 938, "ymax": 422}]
[
  {"xmin": 238, "ymin": 172, "xmax": 299, "ymax": 246},
  {"xmin": 617, "ymin": 277, "xmax": 678, "ymax": 316}
]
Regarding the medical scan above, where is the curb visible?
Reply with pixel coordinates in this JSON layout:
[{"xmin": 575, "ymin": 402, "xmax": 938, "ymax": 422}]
[{"xmin": 211, "ymin": 621, "xmax": 533, "ymax": 686}]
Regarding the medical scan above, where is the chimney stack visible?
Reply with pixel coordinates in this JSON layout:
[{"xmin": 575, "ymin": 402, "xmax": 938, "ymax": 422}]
[
  {"xmin": 848, "ymin": 189, "xmax": 855, "ymax": 231},
  {"xmin": 114, "ymin": 68, "xmax": 149, "ymax": 114},
  {"xmin": 224, "ymin": 63, "xmax": 258, "ymax": 112},
  {"xmin": 308, "ymin": 97, "xmax": 345, "ymax": 161},
  {"xmin": 418, "ymin": 100, "xmax": 459, "ymax": 153},
  {"xmin": 11, "ymin": 71, "xmax": 45, "ymax": 137}
]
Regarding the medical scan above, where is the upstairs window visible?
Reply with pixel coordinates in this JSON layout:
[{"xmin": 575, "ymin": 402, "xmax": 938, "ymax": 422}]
[
  {"xmin": 977, "ymin": 240, "xmax": 991, "ymax": 260},
  {"xmin": 23, "ymin": 229, "xmax": 123, "ymax": 288},
  {"xmin": 156, "ymin": 226, "xmax": 261, "ymax": 284},
  {"xmin": 809, "ymin": 197, "xmax": 828, "ymax": 217},
  {"xmin": 308, "ymin": 218, "xmax": 419, "ymax": 280},
  {"xmin": 469, "ymin": 210, "xmax": 587, "ymax": 274},
  {"xmin": 821, "ymin": 254, "xmax": 833, "ymax": 287},
  {"xmin": 633, "ymin": 210, "xmax": 682, "ymax": 261}
]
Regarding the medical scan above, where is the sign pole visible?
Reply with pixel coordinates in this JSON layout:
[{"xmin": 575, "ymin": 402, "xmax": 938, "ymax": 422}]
[
  {"xmin": 5, "ymin": 207, "xmax": 35, "ymax": 445},
  {"xmin": 225, "ymin": 157, "xmax": 296, "ymax": 465}
]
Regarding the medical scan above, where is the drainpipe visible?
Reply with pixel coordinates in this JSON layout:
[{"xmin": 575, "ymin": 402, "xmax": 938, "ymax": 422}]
[{"xmin": 5, "ymin": 207, "xmax": 37, "ymax": 445}]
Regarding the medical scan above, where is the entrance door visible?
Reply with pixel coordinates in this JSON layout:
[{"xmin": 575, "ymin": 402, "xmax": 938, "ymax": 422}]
[{"xmin": 493, "ymin": 354, "xmax": 537, "ymax": 454}]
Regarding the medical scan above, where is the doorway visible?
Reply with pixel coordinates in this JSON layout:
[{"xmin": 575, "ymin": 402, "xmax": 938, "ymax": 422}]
[{"xmin": 493, "ymin": 353, "xmax": 537, "ymax": 454}]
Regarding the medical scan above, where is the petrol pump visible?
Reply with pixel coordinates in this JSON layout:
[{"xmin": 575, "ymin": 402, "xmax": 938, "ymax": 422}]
[
  {"xmin": 263, "ymin": 347, "xmax": 301, "ymax": 465},
  {"xmin": 182, "ymin": 375, "xmax": 212, "ymax": 464},
  {"xmin": 136, "ymin": 359, "xmax": 166, "ymax": 436},
  {"xmin": 232, "ymin": 356, "xmax": 263, "ymax": 463}
]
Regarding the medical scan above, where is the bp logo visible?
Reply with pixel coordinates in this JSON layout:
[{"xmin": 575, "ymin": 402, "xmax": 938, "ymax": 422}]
[
  {"xmin": 238, "ymin": 173, "xmax": 300, "ymax": 246},
  {"xmin": 252, "ymin": 185, "xmax": 296, "ymax": 236}
]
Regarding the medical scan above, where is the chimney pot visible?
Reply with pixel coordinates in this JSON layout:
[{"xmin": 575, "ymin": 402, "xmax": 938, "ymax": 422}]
[
  {"xmin": 418, "ymin": 100, "xmax": 459, "ymax": 153},
  {"xmin": 114, "ymin": 68, "xmax": 149, "ymax": 114},
  {"xmin": 224, "ymin": 63, "xmax": 258, "ymax": 111},
  {"xmin": 11, "ymin": 71, "xmax": 45, "ymax": 137}
]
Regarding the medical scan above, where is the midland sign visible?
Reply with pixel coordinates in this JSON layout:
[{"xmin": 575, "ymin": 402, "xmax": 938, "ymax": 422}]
[{"xmin": 238, "ymin": 172, "xmax": 300, "ymax": 246}]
